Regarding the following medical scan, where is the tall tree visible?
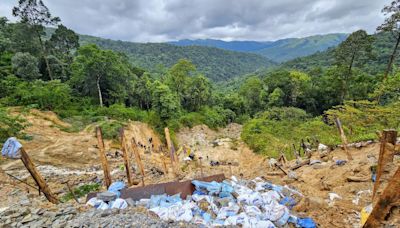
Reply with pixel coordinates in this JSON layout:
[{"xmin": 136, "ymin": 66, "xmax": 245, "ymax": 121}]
[
  {"xmin": 70, "ymin": 44, "xmax": 134, "ymax": 107},
  {"xmin": 166, "ymin": 59, "xmax": 195, "ymax": 102},
  {"xmin": 13, "ymin": 0, "xmax": 60, "ymax": 80},
  {"xmin": 378, "ymin": 0, "xmax": 400, "ymax": 80},
  {"xmin": 184, "ymin": 75, "xmax": 211, "ymax": 111},
  {"xmin": 47, "ymin": 24, "xmax": 79, "ymax": 80},
  {"xmin": 151, "ymin": 80, "xmax": 181, "ymax": 120},
  {"xmin": 334, "ymin": 30, "xmax": 374, "ymax": 102}
]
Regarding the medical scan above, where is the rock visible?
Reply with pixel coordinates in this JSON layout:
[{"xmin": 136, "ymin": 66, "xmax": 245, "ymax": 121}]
[
  {"xmin": 21, "ymin": 214, "xmax": 35, "ymax": 224},
  {"xmin": 97, "ymin": 191, "xmax": 117, "ymax": 202},
  {"xmin": 125, "ymin": 198, "xmax": 135, "ymax": 207}
]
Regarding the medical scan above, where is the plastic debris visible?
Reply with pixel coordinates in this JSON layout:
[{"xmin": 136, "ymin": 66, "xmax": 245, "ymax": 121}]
[
  {"xmin": 360, "ymin": 204, "xmax": 372, "ymax": 226},
  {"xmin": 297, "ymin": 217, "xmax": 317, "ymax": 228},
  {"xmin": 111, "ymin": 198, "xmax": 128, "ymax": 209},
  {"xmin": 335, "ymin": 160, "xmax": 347, "ymax": 166},
  {"xmin": 97, "ymin": 191, "xmax": 117, "ymax": 202},
  {"xmin": 1, "ymin": 137, "xmax": 22, "ymax": 159},
  {"xmin": 141, "ymin": 176, "xmax": 313, "ymax": 227},
  {"xmin": 108, "ymin": 181, "xmax": 125, "ymax": 198},
  {"xmin": 318, "ymin": 143, "xmax": 328, "ymax": 152}
]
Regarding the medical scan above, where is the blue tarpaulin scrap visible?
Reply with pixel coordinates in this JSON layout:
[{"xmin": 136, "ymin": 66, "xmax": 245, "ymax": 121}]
[
  {"xmin": 297, "ymin": 217, "xmax": 317, "ymax": 228},
  {"xmin": 108, "ymin": 181, "xmax": 125, "ymax": 198},
  {"xmin": 1, "ymin": 137, "xmax": 22, "ymax": 159}
]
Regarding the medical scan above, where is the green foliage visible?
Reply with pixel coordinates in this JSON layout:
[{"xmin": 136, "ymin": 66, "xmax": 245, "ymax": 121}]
[
  {"xmin": 78, "ymin": 35, "xmax": 276, "ymax": 82},
  {"xmin": 1, "ymin": 76, "xmax": 72, "ymax": 110},
  {"xmin": 0, "ymin": 107, "xmax": 26, "ymax": 143},
  {"xmin": 11, "ymin": 52, "xmax": 41, "ymax": 80},
  {"xmin": 60, "ymin": 183, "xmax": 100, "ymax": 202},
  {"xmin": 151, "ymin": 80, "xmax": 181, "ymax": 120},
  {"xmin": 98, "ymin": 120, "xmax": 125, "ymax": 140},
  {"xmin": 70, "ymin": 44, "xmax": 135, "ymax": 106},
  {"xmin": 326, "ymin": 100, "xmax": 400, "ymax": 141},
  {"xmin": 242, "ymin": 107, "xmax": 338, "ymax": 158}
]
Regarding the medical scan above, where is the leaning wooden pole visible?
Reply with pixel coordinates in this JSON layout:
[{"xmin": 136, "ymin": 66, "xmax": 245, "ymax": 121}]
[
  {"xmin": 19, "ymin": 148, "xmax": 59, "ymax": 204},
  {"xmin": 96, "ymin": 126, "xmax": 112, "ymax": 188},
  {"xmin": 372, "ymin": 129, "xmax": 397, "ymax": 200},
  {"xmin": 334, "ymin": 117, "xmax": 353, "ymax": 160},
  {"xmin": 119, "ymin": 128, "xmax": 133, "ymax": 186},
  {"xmin": 364, "ymin": 165, "xmax": 400, "ymax": 228},
  {"xmin": 131, "ymin": 138, "xmax": 146, "ymax": 186}
]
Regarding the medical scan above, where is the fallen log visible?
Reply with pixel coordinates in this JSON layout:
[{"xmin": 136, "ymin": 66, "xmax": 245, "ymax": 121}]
[
  {"xmin": 346, "ymin": 176, "xmax": 370, "ymax": 182},
  {"xmin": 290, "ymin": 159, "xmax": 310, "ymax": 170}
]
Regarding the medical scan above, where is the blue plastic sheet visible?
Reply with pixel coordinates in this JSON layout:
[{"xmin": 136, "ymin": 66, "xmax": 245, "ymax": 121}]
[
  {"xmin": 108, "ymin": 181, "xmax": 125, "ymax": 198},
  {"xmin": 1, "ymin": 137, "xmax": 22, "ymax": 159},
  {"xmin": 279, "ymin": 196, "xmax": 297, "ymax": 209},
  {"xmin": 297, "ymin": 217, "xmax": 317, "ymax": 228},
  {"xmin": 192, "ymin": 180, "xmax": 221, "ymax": 195},
  {"xmin": 335, "ymin": 160, "xmax": 347, "ymax": 166}
]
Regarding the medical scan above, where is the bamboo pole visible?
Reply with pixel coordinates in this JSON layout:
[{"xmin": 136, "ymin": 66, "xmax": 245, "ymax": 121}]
[
  {"xmin": 131, "ymin": 138, "xmax": 146, "ymax": 186},
  {"xmin": 96, "ymin": 126, "xmax": 112, "ymax": 188},
  {"xmin": 119, "ymin": 128, "xmax": 133, "ymax": 186},
  {"xmin": 19, "ymin": 148, "xmax": 59, "ymax": 204},
  {"xmin": 334, "ymin": 117, "xmax": 353, "ymax": 160}
]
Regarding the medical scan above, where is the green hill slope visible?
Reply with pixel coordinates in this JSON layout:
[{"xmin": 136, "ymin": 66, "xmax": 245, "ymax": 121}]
[
  {"xmin": 255, "ymin": 33, "xmax": 348, "ymax": 62},
  {"xmin": 78, "ymin": 35, "xmax": 276, "ymax": 82}
]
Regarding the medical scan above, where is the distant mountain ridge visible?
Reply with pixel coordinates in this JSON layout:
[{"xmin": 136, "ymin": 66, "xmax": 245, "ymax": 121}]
[{"xmin": 169, "ymin": 33, "xmax": 348, "ymax": 62}]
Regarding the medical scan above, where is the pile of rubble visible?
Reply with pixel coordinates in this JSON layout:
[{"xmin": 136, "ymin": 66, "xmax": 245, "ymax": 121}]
[{"xmin": 87, "ymin": 176, "xmax": 316, "ymax": 227}]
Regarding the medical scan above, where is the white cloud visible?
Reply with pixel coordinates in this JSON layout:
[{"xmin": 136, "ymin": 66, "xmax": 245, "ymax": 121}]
[{"xmin": 0, "ymin": 0, "xmax": 392, "ymax": 42}]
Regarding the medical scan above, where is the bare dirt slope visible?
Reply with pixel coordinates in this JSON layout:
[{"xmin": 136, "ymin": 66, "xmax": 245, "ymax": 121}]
[{"xmin": 0, "ymin": 110, "xmax": 398, "ymax": 227}]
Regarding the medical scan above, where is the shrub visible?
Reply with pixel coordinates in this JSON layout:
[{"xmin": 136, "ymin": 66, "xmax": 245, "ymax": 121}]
[{"xmin": 0, "ymin": 107, "xmax": 26, "ymax": 143}]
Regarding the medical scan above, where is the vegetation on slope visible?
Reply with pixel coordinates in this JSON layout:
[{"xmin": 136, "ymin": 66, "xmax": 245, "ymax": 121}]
[
  {"xmin": 78, "ymin": 35, "xmax": 276, "ymax": 82},
  {"xmin": 1, "ymin": 0, "xmax": 400, "ymax": 160}
]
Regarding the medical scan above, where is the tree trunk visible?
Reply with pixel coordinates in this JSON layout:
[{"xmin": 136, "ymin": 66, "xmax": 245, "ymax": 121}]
[
  {"xmin": 96, "ymin": 76, "xmax": 103, "ymax": 107},
  {"xmin": 384, "ymin": 32, "xmax": 400, "ymax": 81},
  {"xmin": 35, "ymin": 29, "xmax": 53, "ymax": 80}
]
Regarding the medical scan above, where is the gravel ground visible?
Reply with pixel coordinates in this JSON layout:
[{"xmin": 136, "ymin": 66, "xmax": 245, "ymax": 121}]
[{"xmin": 66, "ymin": 207, "xmax": 198, "ymax": 228}]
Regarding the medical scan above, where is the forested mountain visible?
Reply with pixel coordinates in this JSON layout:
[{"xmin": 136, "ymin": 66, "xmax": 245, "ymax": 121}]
[
  {"xmin": 282, "ymin": 32, "xmax": 399, "ymax": 76},
  {"xmin": 78, "ymin": 35, "xmax": 276, "ymax": 82},
  {"xmin": 169, "ymin": 33, "xmax": 348, "ymax": 62},
  {"xmin": 169, "ymin": 39, "xmax": 273, "ymax": 52}
]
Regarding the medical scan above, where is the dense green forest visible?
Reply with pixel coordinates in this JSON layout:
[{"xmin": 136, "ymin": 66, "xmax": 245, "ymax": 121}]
[
  {"xmin": 77, "ymin": 34, "xmax": 276, "ymax": 82},
  {"xmin": 1, "ymin": 0, "xmax": 400, "ymax": 158}
]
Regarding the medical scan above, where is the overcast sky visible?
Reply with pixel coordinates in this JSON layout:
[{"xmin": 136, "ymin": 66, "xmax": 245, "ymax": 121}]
[{"xmin": 0, "ymin": 0, "xmax": 392, "ymax": 42}]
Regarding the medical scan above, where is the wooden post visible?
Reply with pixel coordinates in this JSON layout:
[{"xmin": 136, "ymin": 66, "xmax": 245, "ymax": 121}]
[
  {"xmin": 96, "ymin": 126, "xmax": 112, "ymax": 188},
  {"xmin": 119, "ymin": 128, "xmax": 133, "ymax": 187},
  {"xmin": 199, "ymin": 157, "xmax": 204, "ymax": 178},
  {"xmin": 164, "ymin": 128, "xmax": 176, "ymax": 165},
  {"xmin": 364, "ymin": 165, "xmax": 400, "ymax": 227},
  {"xmin": 334, "ymin": 117, "xmax": 353, "ymax": 160},
  {"xmin": 372, "ymin": 129, "xmax": 397, "ymax": 200},
  {"xmin": 131, "ymin": 138, "xmax": 146, "ymax": 186},
  {"xmin": 19, "ymin": 148, "xmax": 59, "ymax": 204}
]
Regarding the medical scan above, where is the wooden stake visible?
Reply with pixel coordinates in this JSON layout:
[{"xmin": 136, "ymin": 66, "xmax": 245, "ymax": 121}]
[
  {"xmin": 364, "ymin": 165, "xmax": 400, "ymax": 228},
  {"xmin": 164, "ymin": 128, "xmax": 177, "ymax": 165},
  {"xmin": 119, "ymin": 128, "xmax": 133, "ymax": 187},
  {"xmin": 96, "ymin": 126, "xmax": 112, "ymax": 188},
  {"xmin": 199, "ymin": 157, "xmax": 204, "ymax": 178},
  {"xmin": 131, "ymin": 138, "xmax": 146, "ymax": 186},
  {"xmin": 19, "ymin": 148, "xmax": 58, "ymax": 204},
  {"xmin": 334, "ymin": 117, "xmax": 353, "ymax": 160},
  {"xmin": 372, "ymin": 129, "xmax": 397, "ymax": 200}
]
